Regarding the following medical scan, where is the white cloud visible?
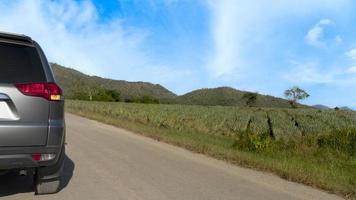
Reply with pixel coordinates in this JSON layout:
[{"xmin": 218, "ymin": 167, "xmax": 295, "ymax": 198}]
[
  {"xmin": 0, "ymin": 0, "xmax": 145, "ymax": 76},
  {"xmin": 284, "ymin": 60, "xmax": 356, "ymax": 86},
  {"xmin": 284, "ymin": 61, "xmax": 336, "ymax": 84},
  {"xmin": 207, "ymin": 0, "xmax": 350, "ymax": 78},
  {"xmin": 345, "ymin": 50, "xmax": 356, "ymax": 75},
  {"xmin": 319, "ymin": 19, "xmax": 333, "ymax": 25},
  {"xmin": 348, "ymin": 66, "xmax": 356, "ymax": 73},
  {"xmin": 346, "ymin": 49, "xmax": 356, "ymax": 60},
  {"xmin": 335, "ymin": 35, "xmax": 343, "ymax": 44},
  {"xmin": 305, "ymin": 19, "xmax": 333, "ymax": 47}
]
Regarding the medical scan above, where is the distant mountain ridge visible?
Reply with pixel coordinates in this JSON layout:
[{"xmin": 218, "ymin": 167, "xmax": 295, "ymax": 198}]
[
  {"xmin": 313, "ymin": 105, "xmax": 330, "ymax": 110},
  {"xmin": 52, "ymin": 63, "xmax": 177, "ymax": 102},
  {"xmin": 312, "ymin": 105, "xmax": 354, "ymax": 111},
  {"xmin": 52, "ymin": 63, "xmax": 303, "ymax": 108},
  {"xmin": 340, "ymin": 106, "xmax": 354, "ymax": 111},
  {"xmin": 174, "ymin": 87, "xmax": 297, "ymax": 108}
]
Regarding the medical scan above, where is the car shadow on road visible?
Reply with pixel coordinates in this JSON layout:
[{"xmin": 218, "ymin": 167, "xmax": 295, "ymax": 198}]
[{"xmin": 0, "ymin": 155, "xmax": 75, "ymax": 197}]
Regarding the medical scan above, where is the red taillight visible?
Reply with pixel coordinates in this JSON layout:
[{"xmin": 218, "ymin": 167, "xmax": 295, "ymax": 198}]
[
  {"xmin": 32, "ymin": 153, "xmax": 41, "ymax": 161},
  {"xmin": 15, "ymin": 83, "xmax": 62, "ymax": 101},
  {"xmin": 31, "ymin": 153, "xmax": 56, "ymax": 161}
]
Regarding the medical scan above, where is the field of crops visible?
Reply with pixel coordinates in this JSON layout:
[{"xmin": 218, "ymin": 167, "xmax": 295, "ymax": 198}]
[{"xmin": 66, "ymin": 100, "xmax": 356, "ymax": 139}]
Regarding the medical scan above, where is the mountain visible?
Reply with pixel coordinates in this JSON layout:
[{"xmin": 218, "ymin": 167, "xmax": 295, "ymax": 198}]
[
  {"xmin": 312, "ymin": 105, "xmax": 354, "ymax": 111},
  {"xmin": 313, "ymin": 104, "xmax": 330, "ymax": 110},
  {"xmin": 52, "ymin": 63, "xmax": 303, "ymax": 108},
  {"xmin": 51, "ymin": 63, "xmax": 177, "ymax": 102},
  {"xmin": 340, "ymin": 106, "xmax": 354, "ymax": 111},
  {"xmin": 175, "ymin": 87, "xmax": 297, "ymax": 108}
]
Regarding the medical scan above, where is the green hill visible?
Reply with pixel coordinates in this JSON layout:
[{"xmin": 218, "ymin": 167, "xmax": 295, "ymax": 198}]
[
  {"xmin": 52, "ymin": 63, "xmax": 177, "ymax": 102},
  {"xmin": 176, "ymin": 87, "xmax": 299, "ymax": 108},
  {"xmin": 52, "ymin": 63, "xmax": 302, "ymax": 108}
]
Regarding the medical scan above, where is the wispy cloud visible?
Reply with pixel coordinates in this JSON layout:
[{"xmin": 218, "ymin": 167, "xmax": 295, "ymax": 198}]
[
  {"xmin": 207, "ymin": 0, "xmax": 245, "ymax": 78},
  {"xmin": 0, "ymin": 0, "xmax": 141, "ymax": 76},
  {"xmin": 335, "ymin": 35, "xmax": 343, "ymax": 44},
  {"xmin": 305, "ymin": 19, "xmax": 335, "ymax": 47},
  {"xmin": 284, "ymin": 60, "xmax": 356, "ymax": 86},
  {"xmin": 345, "ymin": 49, "xmax": 356, "ymax": 74},
  {"xmin": 348, "ymin": 66, "xmax": 356, "ymax": 73},
  {"xmin": 346, "ymin": 49, "xmax": 356, "ymax": 60},
  {"xmin": 284, "ymin": 61, "xmax": 336, "ymax": 84},
  {"xmin": 207, "ymin": 0, "xmax": 350, "ymax": 79}
]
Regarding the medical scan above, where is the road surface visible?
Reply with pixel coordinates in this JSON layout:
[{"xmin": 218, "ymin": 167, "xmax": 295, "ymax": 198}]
[{"xmin": 0, "ymin": 114, "xmax": 343, "ymax": 200}]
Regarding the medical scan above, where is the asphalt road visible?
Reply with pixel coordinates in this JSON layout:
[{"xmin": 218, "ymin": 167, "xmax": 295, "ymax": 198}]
[{"xmin": 0, "ymin": 114, "xmax": 343, "ymax": 200}]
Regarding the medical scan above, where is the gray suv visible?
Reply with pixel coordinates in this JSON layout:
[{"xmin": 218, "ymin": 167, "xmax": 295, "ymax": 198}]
[{"xmin": 0, "ymin": 32, "xmax": 65, "ymax": 195}]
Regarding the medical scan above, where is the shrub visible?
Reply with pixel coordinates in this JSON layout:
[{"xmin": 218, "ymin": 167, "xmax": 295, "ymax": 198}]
[{"xmin": 232, "ymin": 131, "xmax": 273, "ymax": 152}]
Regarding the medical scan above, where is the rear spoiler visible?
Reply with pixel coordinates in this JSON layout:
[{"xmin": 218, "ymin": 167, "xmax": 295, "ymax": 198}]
[{"xmin": 0, "ymin": 31, "xmax": 33, "ymax": 45}]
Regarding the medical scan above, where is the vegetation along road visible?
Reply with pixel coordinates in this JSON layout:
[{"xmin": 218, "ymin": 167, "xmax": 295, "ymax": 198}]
[{"xmin": 0, "ymin": 114, "xmax": 343, "ymax": 200}]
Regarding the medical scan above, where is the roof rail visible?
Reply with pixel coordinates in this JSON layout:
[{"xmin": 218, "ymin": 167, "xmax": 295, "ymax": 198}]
[{"xmin": 0, "ymin": 31, "xmax": 32, "ymax": 43}]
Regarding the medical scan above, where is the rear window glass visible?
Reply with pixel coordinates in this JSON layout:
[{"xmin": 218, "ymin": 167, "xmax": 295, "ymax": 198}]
[{"xmin": 0, "ymin": 42, "xmax": 46, "ymax": 83}]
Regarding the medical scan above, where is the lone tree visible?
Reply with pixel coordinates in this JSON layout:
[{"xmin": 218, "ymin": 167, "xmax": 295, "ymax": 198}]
[{"xmin": 284, "ymin": 86, "xmax": 310, "ymax": 107}]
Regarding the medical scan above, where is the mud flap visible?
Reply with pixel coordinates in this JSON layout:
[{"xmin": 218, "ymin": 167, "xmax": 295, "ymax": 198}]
[{"xmin": 36, "ymin": 146, "xmax": 65, "ymax": 181}]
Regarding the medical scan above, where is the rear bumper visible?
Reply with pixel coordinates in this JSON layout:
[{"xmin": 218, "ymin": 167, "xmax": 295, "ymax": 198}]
[
  {"xmin": 0, "ymin": 146, "xmax": 62, "ymax": 170},
  {"xmin": 0, "ymin": 154, "xmax": 38, "ymax": 169},
  {"xmin": 0, "ymin": 145, "xmax": 65, "ymax": 181}
]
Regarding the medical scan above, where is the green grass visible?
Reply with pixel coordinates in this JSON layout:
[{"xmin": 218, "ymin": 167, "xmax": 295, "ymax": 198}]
[{"xmin": 66, "ymin": 100, "xmax": 356, "ymax": 199}]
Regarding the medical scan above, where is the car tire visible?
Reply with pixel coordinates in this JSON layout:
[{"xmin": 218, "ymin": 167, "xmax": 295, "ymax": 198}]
[{"xmin": 34, "ymin": 146, "xmax": 65, "ymax": 195}]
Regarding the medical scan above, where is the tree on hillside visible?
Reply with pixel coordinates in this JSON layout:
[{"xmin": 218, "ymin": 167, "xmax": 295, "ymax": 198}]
[
  {"xmin": 105, "ymin": 90, "xmax": 121, "ymax": 102},
  {"xmin": 124, "ymin": 95, "xmax": 159, "ymax": 104},
  {"xmin": 284, "ymin": 86, "xmax": 310, "ymax": 107},
  {"xmin": 91, "ymin": 89, "xmax": 121, "ymax": 102},
  {"xmin": 242, "ymin": 92, "xmax": 258, "ymax": 107}
]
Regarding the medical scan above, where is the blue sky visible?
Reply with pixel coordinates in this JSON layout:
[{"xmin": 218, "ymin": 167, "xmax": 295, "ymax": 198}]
[{"xmin": 0, "ymin": 0, "xmax": 355, "ymax": 108}]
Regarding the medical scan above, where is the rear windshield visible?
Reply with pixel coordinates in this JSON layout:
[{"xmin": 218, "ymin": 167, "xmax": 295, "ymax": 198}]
[{"xmin": 0, "ymin": 42, "xmax": 46, "ymax": 84}]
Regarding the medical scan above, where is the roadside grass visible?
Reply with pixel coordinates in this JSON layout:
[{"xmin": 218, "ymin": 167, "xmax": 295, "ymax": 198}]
[{"xmin": 66, "ymin": 100, "xmax": 356, "ymax": 199}]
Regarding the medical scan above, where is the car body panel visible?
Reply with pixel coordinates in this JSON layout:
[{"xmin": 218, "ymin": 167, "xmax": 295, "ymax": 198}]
[{"xmin": 0, "ymin": 85, "xmax": 50, "ymax": 147}]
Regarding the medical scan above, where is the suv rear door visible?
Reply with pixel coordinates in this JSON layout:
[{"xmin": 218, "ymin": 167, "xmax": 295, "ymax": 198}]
[{"xmin": 0, "ymin": 41, "xmax": 49, "ymax": 147}]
